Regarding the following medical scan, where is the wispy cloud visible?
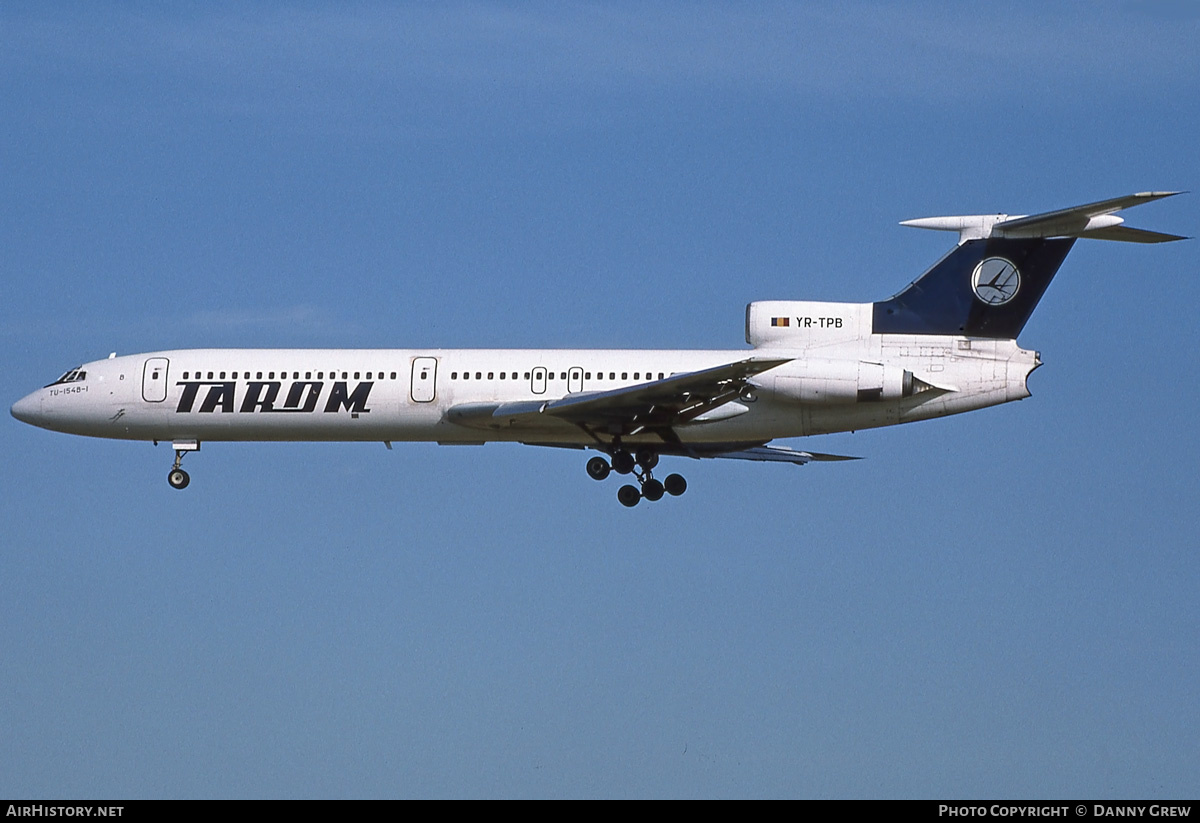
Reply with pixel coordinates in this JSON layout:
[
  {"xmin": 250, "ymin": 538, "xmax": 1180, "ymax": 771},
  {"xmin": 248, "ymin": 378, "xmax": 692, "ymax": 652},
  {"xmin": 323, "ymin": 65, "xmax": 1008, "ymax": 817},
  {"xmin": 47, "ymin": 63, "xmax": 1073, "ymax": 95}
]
[{"xmin": 6, "ymin": 2, "xmax": 1197, "ymax": 112}]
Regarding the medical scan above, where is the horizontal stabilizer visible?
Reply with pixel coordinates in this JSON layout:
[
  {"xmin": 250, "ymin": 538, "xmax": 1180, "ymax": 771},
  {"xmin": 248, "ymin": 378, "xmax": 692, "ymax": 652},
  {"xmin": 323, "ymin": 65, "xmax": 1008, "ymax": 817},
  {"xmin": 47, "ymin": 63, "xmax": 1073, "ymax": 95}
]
[
  {"xmin": 1068, "ymin": 225, "xmax": 1188, "ymax": 243},
  {"xmin": 902, "ymin": 191, "xmax": 1186, "ymax": 244}
]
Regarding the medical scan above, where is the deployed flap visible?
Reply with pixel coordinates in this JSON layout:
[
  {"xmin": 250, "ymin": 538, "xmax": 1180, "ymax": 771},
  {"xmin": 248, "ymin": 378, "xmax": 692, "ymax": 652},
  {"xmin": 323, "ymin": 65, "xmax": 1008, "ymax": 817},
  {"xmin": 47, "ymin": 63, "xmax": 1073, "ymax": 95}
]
[{"xmin": 712, "ymin": 444, "xmax": 860, "ymax": 465}]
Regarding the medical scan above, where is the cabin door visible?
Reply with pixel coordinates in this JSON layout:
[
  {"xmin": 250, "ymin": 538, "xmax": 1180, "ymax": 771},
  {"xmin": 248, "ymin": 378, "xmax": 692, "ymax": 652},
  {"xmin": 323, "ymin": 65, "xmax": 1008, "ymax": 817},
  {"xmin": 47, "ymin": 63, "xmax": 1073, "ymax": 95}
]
[
  {"xmin": 411, "ymin": 357, "xmax": 437, "ymax": 403},
  {"xmin": 142, "ymin": 357, "xmax": 169, "ymax": 403}
]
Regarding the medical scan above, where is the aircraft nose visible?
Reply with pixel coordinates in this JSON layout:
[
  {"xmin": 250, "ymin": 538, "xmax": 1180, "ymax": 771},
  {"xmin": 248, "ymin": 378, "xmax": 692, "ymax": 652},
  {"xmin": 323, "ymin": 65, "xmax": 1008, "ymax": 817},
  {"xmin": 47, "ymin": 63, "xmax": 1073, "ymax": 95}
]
[{"xmin": 10, "ymin": 392, "xmax": 41, "ymax": 425}]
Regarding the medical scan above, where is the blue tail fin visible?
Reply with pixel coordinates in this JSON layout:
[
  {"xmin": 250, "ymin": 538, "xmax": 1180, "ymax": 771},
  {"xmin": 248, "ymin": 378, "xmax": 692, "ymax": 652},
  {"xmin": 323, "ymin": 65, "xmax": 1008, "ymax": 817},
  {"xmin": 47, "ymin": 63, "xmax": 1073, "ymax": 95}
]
[
  {"xmin": 873, "ymin": 192, "xmax": 1184, "ymax": 339},
  {"xmin": 872, "ymin": 237, "xmax": 1074, "ymax": 338}
]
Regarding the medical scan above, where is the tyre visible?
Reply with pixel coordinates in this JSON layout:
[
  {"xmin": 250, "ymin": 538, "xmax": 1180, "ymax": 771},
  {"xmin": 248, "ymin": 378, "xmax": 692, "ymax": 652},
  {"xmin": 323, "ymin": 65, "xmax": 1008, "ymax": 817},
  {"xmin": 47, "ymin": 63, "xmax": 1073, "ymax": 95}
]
[
  {"xmin": 612, "ymin": 451, "xmax": 636, "ymax": 475},
  {"xmin": 586, "ymin": 456, "xmax": 612, "ymax": 481},
  {"xmin": 642, "ymin": 478, "xmax": 664, "ymax": 501},
  {"xmin": 663, "ymin": 473, "xmax": 687, "ymax": 496}
]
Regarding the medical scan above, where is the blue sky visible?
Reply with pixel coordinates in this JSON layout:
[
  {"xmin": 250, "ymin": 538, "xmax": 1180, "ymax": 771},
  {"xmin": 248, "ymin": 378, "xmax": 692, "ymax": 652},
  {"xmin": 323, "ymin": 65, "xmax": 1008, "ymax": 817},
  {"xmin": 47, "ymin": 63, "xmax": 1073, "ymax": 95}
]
[{"xmin": 2, "ymin": 1, "xmax": 1197, "ymax": 798}]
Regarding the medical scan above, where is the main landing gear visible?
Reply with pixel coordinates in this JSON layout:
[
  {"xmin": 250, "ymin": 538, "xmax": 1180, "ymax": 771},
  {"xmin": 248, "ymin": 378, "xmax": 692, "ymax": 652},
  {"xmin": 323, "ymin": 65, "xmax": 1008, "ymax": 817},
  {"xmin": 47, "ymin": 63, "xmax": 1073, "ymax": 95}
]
[{"xmin": 586, "ymin": 448, "xmax": 687, "ymax": 507}]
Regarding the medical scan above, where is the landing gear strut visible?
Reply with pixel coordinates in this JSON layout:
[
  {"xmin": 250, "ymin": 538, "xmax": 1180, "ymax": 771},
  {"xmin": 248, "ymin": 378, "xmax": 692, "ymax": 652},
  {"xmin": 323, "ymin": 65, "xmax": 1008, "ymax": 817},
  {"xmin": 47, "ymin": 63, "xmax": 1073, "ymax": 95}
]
[
  {"xmin": 585, "ymin": 447, "xmax": 686, "ymax": 506},
  {"xmin": 167, "ymin": 452, "xmax": 190, "ymax": 490},
  {"xmin": 166, "ymin": 440, "xmax": 199, "ymax": 490}
]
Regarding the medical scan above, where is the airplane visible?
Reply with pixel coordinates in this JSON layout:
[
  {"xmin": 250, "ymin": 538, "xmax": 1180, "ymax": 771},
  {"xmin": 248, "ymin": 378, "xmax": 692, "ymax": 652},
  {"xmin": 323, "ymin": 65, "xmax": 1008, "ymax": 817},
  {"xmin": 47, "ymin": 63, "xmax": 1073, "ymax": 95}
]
[{"xmin": 10, "ymin": 192, "xmax": 1185, "ymax": 506}]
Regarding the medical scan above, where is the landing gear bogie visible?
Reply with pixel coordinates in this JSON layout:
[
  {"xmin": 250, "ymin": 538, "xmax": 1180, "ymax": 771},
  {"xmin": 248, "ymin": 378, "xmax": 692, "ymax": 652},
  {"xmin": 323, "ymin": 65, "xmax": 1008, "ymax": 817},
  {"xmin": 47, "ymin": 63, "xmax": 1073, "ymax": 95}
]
[{"xmin": 586, "ymin": 450, "xmax": 686, "ymax": 505}]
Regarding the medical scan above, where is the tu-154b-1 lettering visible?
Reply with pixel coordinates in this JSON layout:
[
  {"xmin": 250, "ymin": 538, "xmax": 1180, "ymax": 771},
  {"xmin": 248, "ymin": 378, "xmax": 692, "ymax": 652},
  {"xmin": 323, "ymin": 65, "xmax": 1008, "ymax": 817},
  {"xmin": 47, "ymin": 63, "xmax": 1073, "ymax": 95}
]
[{"xmin": 11, "ymin": 192, "xmax": 1185, "ymax": 506}]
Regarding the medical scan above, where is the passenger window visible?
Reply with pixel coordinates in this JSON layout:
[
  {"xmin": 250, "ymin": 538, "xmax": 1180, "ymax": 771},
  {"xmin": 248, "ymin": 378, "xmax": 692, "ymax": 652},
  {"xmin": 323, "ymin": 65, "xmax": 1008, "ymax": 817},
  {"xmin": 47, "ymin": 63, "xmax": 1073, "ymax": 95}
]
[
  {"xmin": 622, "ymin": 372, "xmax": 628, "ymax": 380},
  {"xmin": 488, "ymin": 372, "xmax": 494, "ymax": 380}
]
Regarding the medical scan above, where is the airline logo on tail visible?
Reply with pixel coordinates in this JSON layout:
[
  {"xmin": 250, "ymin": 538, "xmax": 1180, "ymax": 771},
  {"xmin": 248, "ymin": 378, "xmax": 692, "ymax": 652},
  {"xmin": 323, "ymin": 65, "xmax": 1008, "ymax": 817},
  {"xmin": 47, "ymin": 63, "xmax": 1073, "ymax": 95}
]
[{"xmin": 971, "ymin": 257, "xmax": 1020, "ymax": 305}]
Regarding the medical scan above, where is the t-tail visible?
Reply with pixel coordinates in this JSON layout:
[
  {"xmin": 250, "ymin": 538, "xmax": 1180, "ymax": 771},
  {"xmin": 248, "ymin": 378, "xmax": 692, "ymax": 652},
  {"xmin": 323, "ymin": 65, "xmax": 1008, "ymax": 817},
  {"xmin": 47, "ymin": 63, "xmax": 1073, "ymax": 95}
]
[{"xmin": 873, "ymin": 191, "xmax": 1187, "ymax": 338}]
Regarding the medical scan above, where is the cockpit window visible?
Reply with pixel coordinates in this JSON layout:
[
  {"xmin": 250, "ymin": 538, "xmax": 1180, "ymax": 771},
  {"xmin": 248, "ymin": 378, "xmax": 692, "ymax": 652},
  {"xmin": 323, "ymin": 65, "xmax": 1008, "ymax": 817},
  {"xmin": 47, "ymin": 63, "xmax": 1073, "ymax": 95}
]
[{"xmin": 46, "ymin": 367, "xmax": 87, "ymax": 388}]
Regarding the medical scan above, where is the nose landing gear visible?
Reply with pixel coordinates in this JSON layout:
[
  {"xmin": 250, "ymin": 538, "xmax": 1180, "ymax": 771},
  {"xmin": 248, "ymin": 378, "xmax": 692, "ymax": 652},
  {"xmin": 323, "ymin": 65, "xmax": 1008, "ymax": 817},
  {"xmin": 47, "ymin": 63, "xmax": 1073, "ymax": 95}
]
[
  {"xmin": 167, "ymin": 456, "xmax": 190, "ymax": 490},
  {"xmin": 165, "ymin": 440, "xmax": 199, "ymax": 490}
]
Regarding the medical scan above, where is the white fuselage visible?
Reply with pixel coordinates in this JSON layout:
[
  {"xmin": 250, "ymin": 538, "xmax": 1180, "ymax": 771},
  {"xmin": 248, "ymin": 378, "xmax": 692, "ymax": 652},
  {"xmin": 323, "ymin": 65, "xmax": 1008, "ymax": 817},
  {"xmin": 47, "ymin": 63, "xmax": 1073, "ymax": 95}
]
[{"xmin": 12, "ymin": 299, "xmax": 1041, "ymax": 449}]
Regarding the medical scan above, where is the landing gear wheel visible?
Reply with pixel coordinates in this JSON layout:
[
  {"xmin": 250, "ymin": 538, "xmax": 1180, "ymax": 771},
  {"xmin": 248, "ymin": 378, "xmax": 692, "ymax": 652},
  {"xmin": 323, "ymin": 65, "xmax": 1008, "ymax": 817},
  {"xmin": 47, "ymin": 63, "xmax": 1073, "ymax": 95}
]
[
  {"xmin": 642, "ymin": 478, "xmax": 665, "ymax": 501},
  {"xmin": 664, "ymin": 473, "xmax": 687, "ymax": 497},
  {"xmin": 612, "ymin": 451, "xmax": 636, "ymax": 475},
  {"xmin": 586, "ymin": 456, "xmax": 612, "ymax": 481},
  {"xmin": 634, "ymin": 448, "xmax": 659, "ymax": 470},
  {"xmin": 617, "ymin": 484, "xmax": 641, "ymax": 507},
  {"xmin": 167, "ymin": 468, "xmax": 190, "ymax": 490}
]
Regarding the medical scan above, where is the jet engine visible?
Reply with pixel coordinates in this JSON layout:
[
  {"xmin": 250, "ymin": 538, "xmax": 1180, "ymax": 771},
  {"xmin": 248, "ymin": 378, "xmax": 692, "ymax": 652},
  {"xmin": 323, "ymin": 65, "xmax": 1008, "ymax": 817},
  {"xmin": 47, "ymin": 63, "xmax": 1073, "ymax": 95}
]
[{"xmin": 759, "ymin": 359, "xmax": 914, "ymax": 404}]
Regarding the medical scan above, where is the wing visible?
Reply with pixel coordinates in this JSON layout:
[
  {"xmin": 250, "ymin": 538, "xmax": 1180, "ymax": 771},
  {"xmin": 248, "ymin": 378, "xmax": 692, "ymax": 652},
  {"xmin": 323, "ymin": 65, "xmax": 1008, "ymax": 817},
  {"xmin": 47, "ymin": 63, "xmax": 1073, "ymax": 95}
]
[{"xmin": 445, "ymin": 357, "xmax": 790, "ymax": 443}]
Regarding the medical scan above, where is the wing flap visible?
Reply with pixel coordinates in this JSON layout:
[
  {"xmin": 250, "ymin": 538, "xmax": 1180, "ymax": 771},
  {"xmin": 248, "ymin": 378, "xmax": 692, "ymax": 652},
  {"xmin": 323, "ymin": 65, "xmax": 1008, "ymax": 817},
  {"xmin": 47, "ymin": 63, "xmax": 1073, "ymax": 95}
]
[{"xmin": 713, "ymin": 444, "xmax": 861, "ymax": 465}]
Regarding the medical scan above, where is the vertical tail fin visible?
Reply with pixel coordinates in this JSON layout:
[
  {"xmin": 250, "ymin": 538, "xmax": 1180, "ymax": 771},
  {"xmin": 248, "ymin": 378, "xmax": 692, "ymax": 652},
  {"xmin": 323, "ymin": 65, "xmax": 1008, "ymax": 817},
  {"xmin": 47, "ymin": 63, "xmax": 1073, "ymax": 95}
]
[{"xmin": 873, "ymin": 192, "xmax": 1185, "ymax": 339}]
